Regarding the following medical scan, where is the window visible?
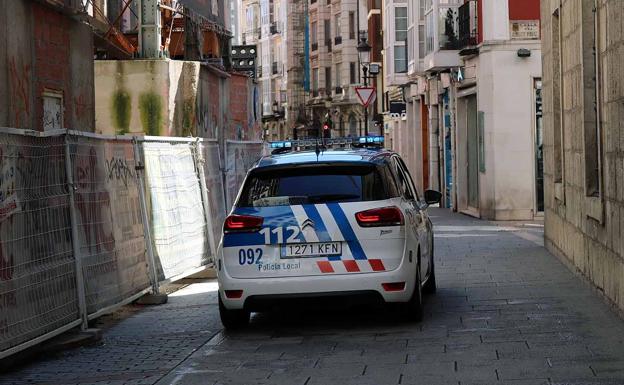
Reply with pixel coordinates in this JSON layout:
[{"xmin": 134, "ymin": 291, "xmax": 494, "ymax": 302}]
[
  {"xmin": 395, "ymin": 7, "xmax": 408, "ymax": 41},
  {"xmin": 419, "ymin": 0, "xmax": 425, "ymax": 21},
  {"xmin": 237, "ymin": 165, "xmax": 398, "ymax": 207},
  {"xmin": 324, "ymin": 19, "xmax": 331, "ymax": 43},
  {"xmin": 551, "ymin": 9, "xmax": 563, "ymax": 184},
  {"xmin": 311, "ymin": 21, "xmax": 318, "ymax": 45},
  {"xmin": 325, "ymin": 67, "xmax": 332, "ymax": 92},
  {"xmin": 581, "ymin": 1, "xmax": 602, "ymax": 197},
  {"xmin": 439, "ymin": 7, "xmax": 459, "ymax": 50},
  {"xmin": 42, "ymin": 91, "xmax": 63, "ymax": 131},
  {"xmin": 418, "ymin": 25, "xmax": 425, "ymax": 59},
  {"xmin": 350, "ymin": 62, "xmax": 357, "ymax": 84},
  {"xmin": 312, "ymin": 67, "xmax": 319, "ymax": 92},
  {"xmin": 394, "ymin": 46, "xmax": 407, "ymax": 73},
  {"xmin": 349, "ymin": 12, "xmax": 355, "ymax": 39},
  {"xmin": 335, "ymin": 62, "xmax": 342, "ymax": 89},
  {"xmin": 425, "ymin": 11, "xmax": 434, "ymax": 54},
  {"xmin": 335, "ymin": 13, "xmax": 341, "ymax": 38},
  {"xmin": 392, "ymin": 158, "xmax": 415, "ymax": 200}
]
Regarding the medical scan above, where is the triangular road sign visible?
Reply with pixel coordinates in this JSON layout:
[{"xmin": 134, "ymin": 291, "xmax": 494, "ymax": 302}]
[{"xmin": 355, "ymin": 87, "xmax": 376, "ymax": 108}]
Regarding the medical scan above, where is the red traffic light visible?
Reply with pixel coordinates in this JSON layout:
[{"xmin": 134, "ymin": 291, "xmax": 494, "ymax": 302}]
[{"xmin": 323, "ymin": 124, "xmax": 330, "ymax": 130}]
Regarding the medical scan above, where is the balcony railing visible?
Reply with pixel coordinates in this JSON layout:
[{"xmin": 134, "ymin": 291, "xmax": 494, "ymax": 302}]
[
  {"xmin": 311, "ymin": 42, "xmax": 318, "ymax": 51},
  {"xmin": 272, "ymin": 62, "xmax": 279, "ymax": 75},
  {"xmin": 335, "ymin": 86, "xmax": 343, "ymax": 95},
  {"xmin": 334, "ymin": 36, "xmax": 342, "ymax": 45},
  {"xmin": 458, "ymin": 0, "xmax": 478, "ymax": 49},
  {"xmin": 325, "ymin": 39, "xmax": 332, "ymax": 52}
]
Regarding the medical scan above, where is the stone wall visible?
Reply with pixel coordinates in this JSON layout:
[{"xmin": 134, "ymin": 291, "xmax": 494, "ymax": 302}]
[{"xmin": 541, "ymin": 0, "xmax": 624, "ymax": 311}]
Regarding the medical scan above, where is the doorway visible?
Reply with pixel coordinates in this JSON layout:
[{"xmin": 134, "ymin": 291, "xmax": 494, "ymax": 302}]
[
  {"xmin": 466, "ymin": 94, "xmax": 479, "ymax": 211},
  {"xmin": 534, "ymin": 79, "xmax": 544, "ymax": 214}
]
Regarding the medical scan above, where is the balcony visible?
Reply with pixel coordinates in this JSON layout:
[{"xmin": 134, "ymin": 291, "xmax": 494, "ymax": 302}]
[
  {"xmin": 458, "ymin": 0, "xmax": 478, "ymax": 51},
  {"xmin": 334, "ymin": 36, "xmax": 342, "ymax": 46},
  {"xmin": 325, "ymin": 39, "xmax": 332, "ymax": 52},
  {"xmin": 311, "ymin": 42, "xmax": 318, "ymax": 51},
  {"xmin": 335, "ymin": 86, "xmax": 343, "ymax": 95},
  {"xmin": 272, "ymin": 62, "xmax": 279, "ymax": 75}
]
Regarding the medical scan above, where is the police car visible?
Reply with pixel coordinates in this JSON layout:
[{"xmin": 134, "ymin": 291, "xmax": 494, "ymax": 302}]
[{"xmin": 217, "ymin": 137, "xmax": 441, "ymax": 328}]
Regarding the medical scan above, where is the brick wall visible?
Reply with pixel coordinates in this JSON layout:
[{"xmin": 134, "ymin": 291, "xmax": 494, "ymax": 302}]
[
  {"xmin": 32, "ymin": 2, "xmax": 72, "ymax": 129},
  {"xmin": 229, "ymin": 73, "xmax": 249, "ymax": 140},
  {"xmin": 542, "ymin": 0, "xmax": 624, "ymax": 312}
]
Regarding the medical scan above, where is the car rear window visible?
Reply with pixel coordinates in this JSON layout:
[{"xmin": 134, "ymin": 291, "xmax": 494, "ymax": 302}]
[{"xmin": 237, "ymin": 164, "xmax": 398, "ymax": 207}]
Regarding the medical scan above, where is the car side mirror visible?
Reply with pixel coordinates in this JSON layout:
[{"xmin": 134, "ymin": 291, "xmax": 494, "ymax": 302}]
[{"xmin": 424, "ymin": 190, "xmax": 442, "ymax": 205}]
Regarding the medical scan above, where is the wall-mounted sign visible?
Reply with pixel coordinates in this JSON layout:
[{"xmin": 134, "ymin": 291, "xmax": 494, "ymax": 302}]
[
  {"xmin": 389, "ymin": 102, "xmax": 406, "ymax": 119},
  {"xmin": 510, "ymin": 20, "xmax": 540, "ymax": 40}
]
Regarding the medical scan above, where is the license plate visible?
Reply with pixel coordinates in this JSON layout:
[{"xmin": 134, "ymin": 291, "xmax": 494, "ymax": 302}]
[{"xmin": 281, "ymin": 242, "xmax": 342, "ymax": 258}]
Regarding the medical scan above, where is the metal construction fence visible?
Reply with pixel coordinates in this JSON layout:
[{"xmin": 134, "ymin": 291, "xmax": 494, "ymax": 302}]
[{"xmin": 0, "ymin": 128, "xmax": 264, "ymax": 359}]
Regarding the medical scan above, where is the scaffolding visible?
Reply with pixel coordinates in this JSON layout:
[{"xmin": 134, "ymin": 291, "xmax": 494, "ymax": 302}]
[{"xmin": 286, "ymin": 0, "xmax": 308, "ymax": 138}]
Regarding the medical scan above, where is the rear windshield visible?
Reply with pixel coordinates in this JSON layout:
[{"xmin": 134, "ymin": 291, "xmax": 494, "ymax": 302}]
[{"xmin": 237, "ymin": 164, "xmax": 398, "ymax": 207}]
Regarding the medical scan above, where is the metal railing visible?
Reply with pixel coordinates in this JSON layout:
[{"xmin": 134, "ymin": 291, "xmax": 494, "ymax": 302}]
[
  {"xmin": 458, "ymin": 0, "xmax": 478, "ymax": 49},
  {"xmin": 0, "ymin": 128, "xmax": 265, "ymax": 359}
]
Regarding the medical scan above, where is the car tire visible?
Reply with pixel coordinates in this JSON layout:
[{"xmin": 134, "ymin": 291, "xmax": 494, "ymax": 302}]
[
  {"xmin": 402, "ymin": 264, "xmax": 424, "ymax": 322},
  {"xmin": 423, "ymin": 253, "xmax": 436, "ymax": 294},
  {"xmin": 219, "ymin": 294, "xmax": 250, "ymax": 329}
]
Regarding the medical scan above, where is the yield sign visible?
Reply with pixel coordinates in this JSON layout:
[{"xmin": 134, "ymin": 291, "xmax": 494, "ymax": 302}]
[{"xmin": 355, "ymin": 87, "xmax": 376, "ymax": 108}]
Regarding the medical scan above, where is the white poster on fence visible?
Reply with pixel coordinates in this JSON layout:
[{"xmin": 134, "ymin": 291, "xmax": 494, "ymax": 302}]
[
  {"xmin": 225, "ymin": 141, "xmax": 264, "ymax": 209},
  {"xmin": 201, "ymin": 142, "xmax": 226, "ymax": 252},
  {"xmin": 71, "ymin": 137, "xmax": 149, "ymax": 313},
  {"xmin": 142, "ymin": 142, "xmax": 210, "ymax": 280}
]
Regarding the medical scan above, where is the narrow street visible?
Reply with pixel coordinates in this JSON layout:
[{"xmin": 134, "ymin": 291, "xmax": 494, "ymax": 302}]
[{"xmin": 3, "ymin": 208, "xmax": 624, "ymax": 385}]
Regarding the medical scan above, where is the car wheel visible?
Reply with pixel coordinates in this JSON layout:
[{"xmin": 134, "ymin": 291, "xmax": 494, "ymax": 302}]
[
  {"xmin": 423, "ymin": 253, "xmax": 436, "ymax": 294},
  {"xmin": 219, "ymin": 293, "xmax": 250, "ymax": 329},
  {"xmin": 402, "ymin": 264, "xmax": 424, "ymax": 322}
]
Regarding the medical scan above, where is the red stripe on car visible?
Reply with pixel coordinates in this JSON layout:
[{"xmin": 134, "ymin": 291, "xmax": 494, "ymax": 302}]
[
  {"xmin": 369, "ymin": 259, "xmax": 386, "ymax": 271},
  {"xmin": 343, "ymin": 260, "xmax": 360, "ymax": 272},
  {"xmin": 317, "ymin": 261, "xmax": 334, "ymax": 273}
]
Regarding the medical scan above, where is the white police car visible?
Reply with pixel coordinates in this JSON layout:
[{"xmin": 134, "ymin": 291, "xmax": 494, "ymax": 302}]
[{"xmin": 217, "ymin": 137, "xmax": 441, "ymax": 328}]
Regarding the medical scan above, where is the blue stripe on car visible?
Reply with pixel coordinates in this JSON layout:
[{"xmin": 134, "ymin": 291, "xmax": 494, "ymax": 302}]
[
  {"xmin": 302, "ymin": 204, "xmax": 332, "ymax": 242},
  {"xmin": 223, "ymin": 205, "xmax": 305, "ymax": 247},
  {"xmin": 326, "ymin": 203, "xmax": 368, "ymax": 260}
]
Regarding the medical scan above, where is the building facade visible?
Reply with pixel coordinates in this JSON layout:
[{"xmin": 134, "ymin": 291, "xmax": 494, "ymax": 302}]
[
  {"xmin": 0, "ymin": 0, "xmax": 95, "ymax": 132},
  {"xmin": 454, "ymin": 0, "xmax": 541, "ymax": 219},
  {"xmin": 305, "ymin": 0, "xmax": 371, "ymax": 139},
  {"xmin": 241, "ymin": 0, "xmax": 289, "ymax": 140},
  {"xmin": 542, "ymin": 0, "xmax": 624, "ymax": 312},
  {"xmin": 382, "ymin": 0, "xmax": 542, "ymax": 220}
]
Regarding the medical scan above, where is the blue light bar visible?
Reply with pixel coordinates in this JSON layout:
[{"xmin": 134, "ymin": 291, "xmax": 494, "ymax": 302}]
[
  {"xmin": 358, "ymin": 136, "xmax": 384, "ymax": 144},
  {"xmin": 270, "ymin": 141, "xmax": 293, "ymax": 149}
]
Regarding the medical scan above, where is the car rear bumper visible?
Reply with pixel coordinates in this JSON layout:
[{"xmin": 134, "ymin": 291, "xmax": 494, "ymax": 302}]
[{"xmin": 218, "ymin": 258, "xmax": 417, "ymax": 310}]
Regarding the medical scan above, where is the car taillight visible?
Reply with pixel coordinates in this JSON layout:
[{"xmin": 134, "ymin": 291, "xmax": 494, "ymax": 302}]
[
  {"xmin": 355, "ymin": 206, "xmax": 404, "ymax": 227},
  {"xmin": 224, "ymin": 214, "xmax": 263, "ymax": 233}
]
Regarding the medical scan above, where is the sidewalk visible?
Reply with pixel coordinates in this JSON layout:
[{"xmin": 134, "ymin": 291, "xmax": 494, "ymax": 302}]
[{"xmin": 0, "ymin": 280, "xmax": 223, "ymax": 385}]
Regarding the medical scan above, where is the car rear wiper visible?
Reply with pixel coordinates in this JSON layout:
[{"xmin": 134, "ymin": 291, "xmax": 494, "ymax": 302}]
[{"xmin": 307, "ymin": 194, "xmax": 360, "ymax": 203}]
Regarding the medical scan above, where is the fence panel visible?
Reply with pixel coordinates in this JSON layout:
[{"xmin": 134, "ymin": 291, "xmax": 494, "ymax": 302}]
[
  {"xmin": 140, "ymin": 140, "xmax": 211, "ymax": 281},
  {"xmin": 198, "ymin": 140, "xmax": 226, "ymax": 252},
  {"xmin": 67, "ymin": 134, "xmax": 151, "ymax": 317},
  {"xmin": 224, "ymin": 140, "xmax": 265, "ymax": 209},
  {"xmin": 0, "ymin": 132, "xmax": 80, "ymax": 355}
]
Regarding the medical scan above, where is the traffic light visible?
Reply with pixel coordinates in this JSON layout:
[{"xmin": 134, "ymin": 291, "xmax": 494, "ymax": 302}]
[{"xmin": 322, "ymin": 117, "xmax": 332, "ymax": 138}]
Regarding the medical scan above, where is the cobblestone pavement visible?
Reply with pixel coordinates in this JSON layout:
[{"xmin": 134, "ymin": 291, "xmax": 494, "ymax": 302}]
[{"xmin": 3, "ymin": 208, "xmax": 624, "ymax": 385}]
